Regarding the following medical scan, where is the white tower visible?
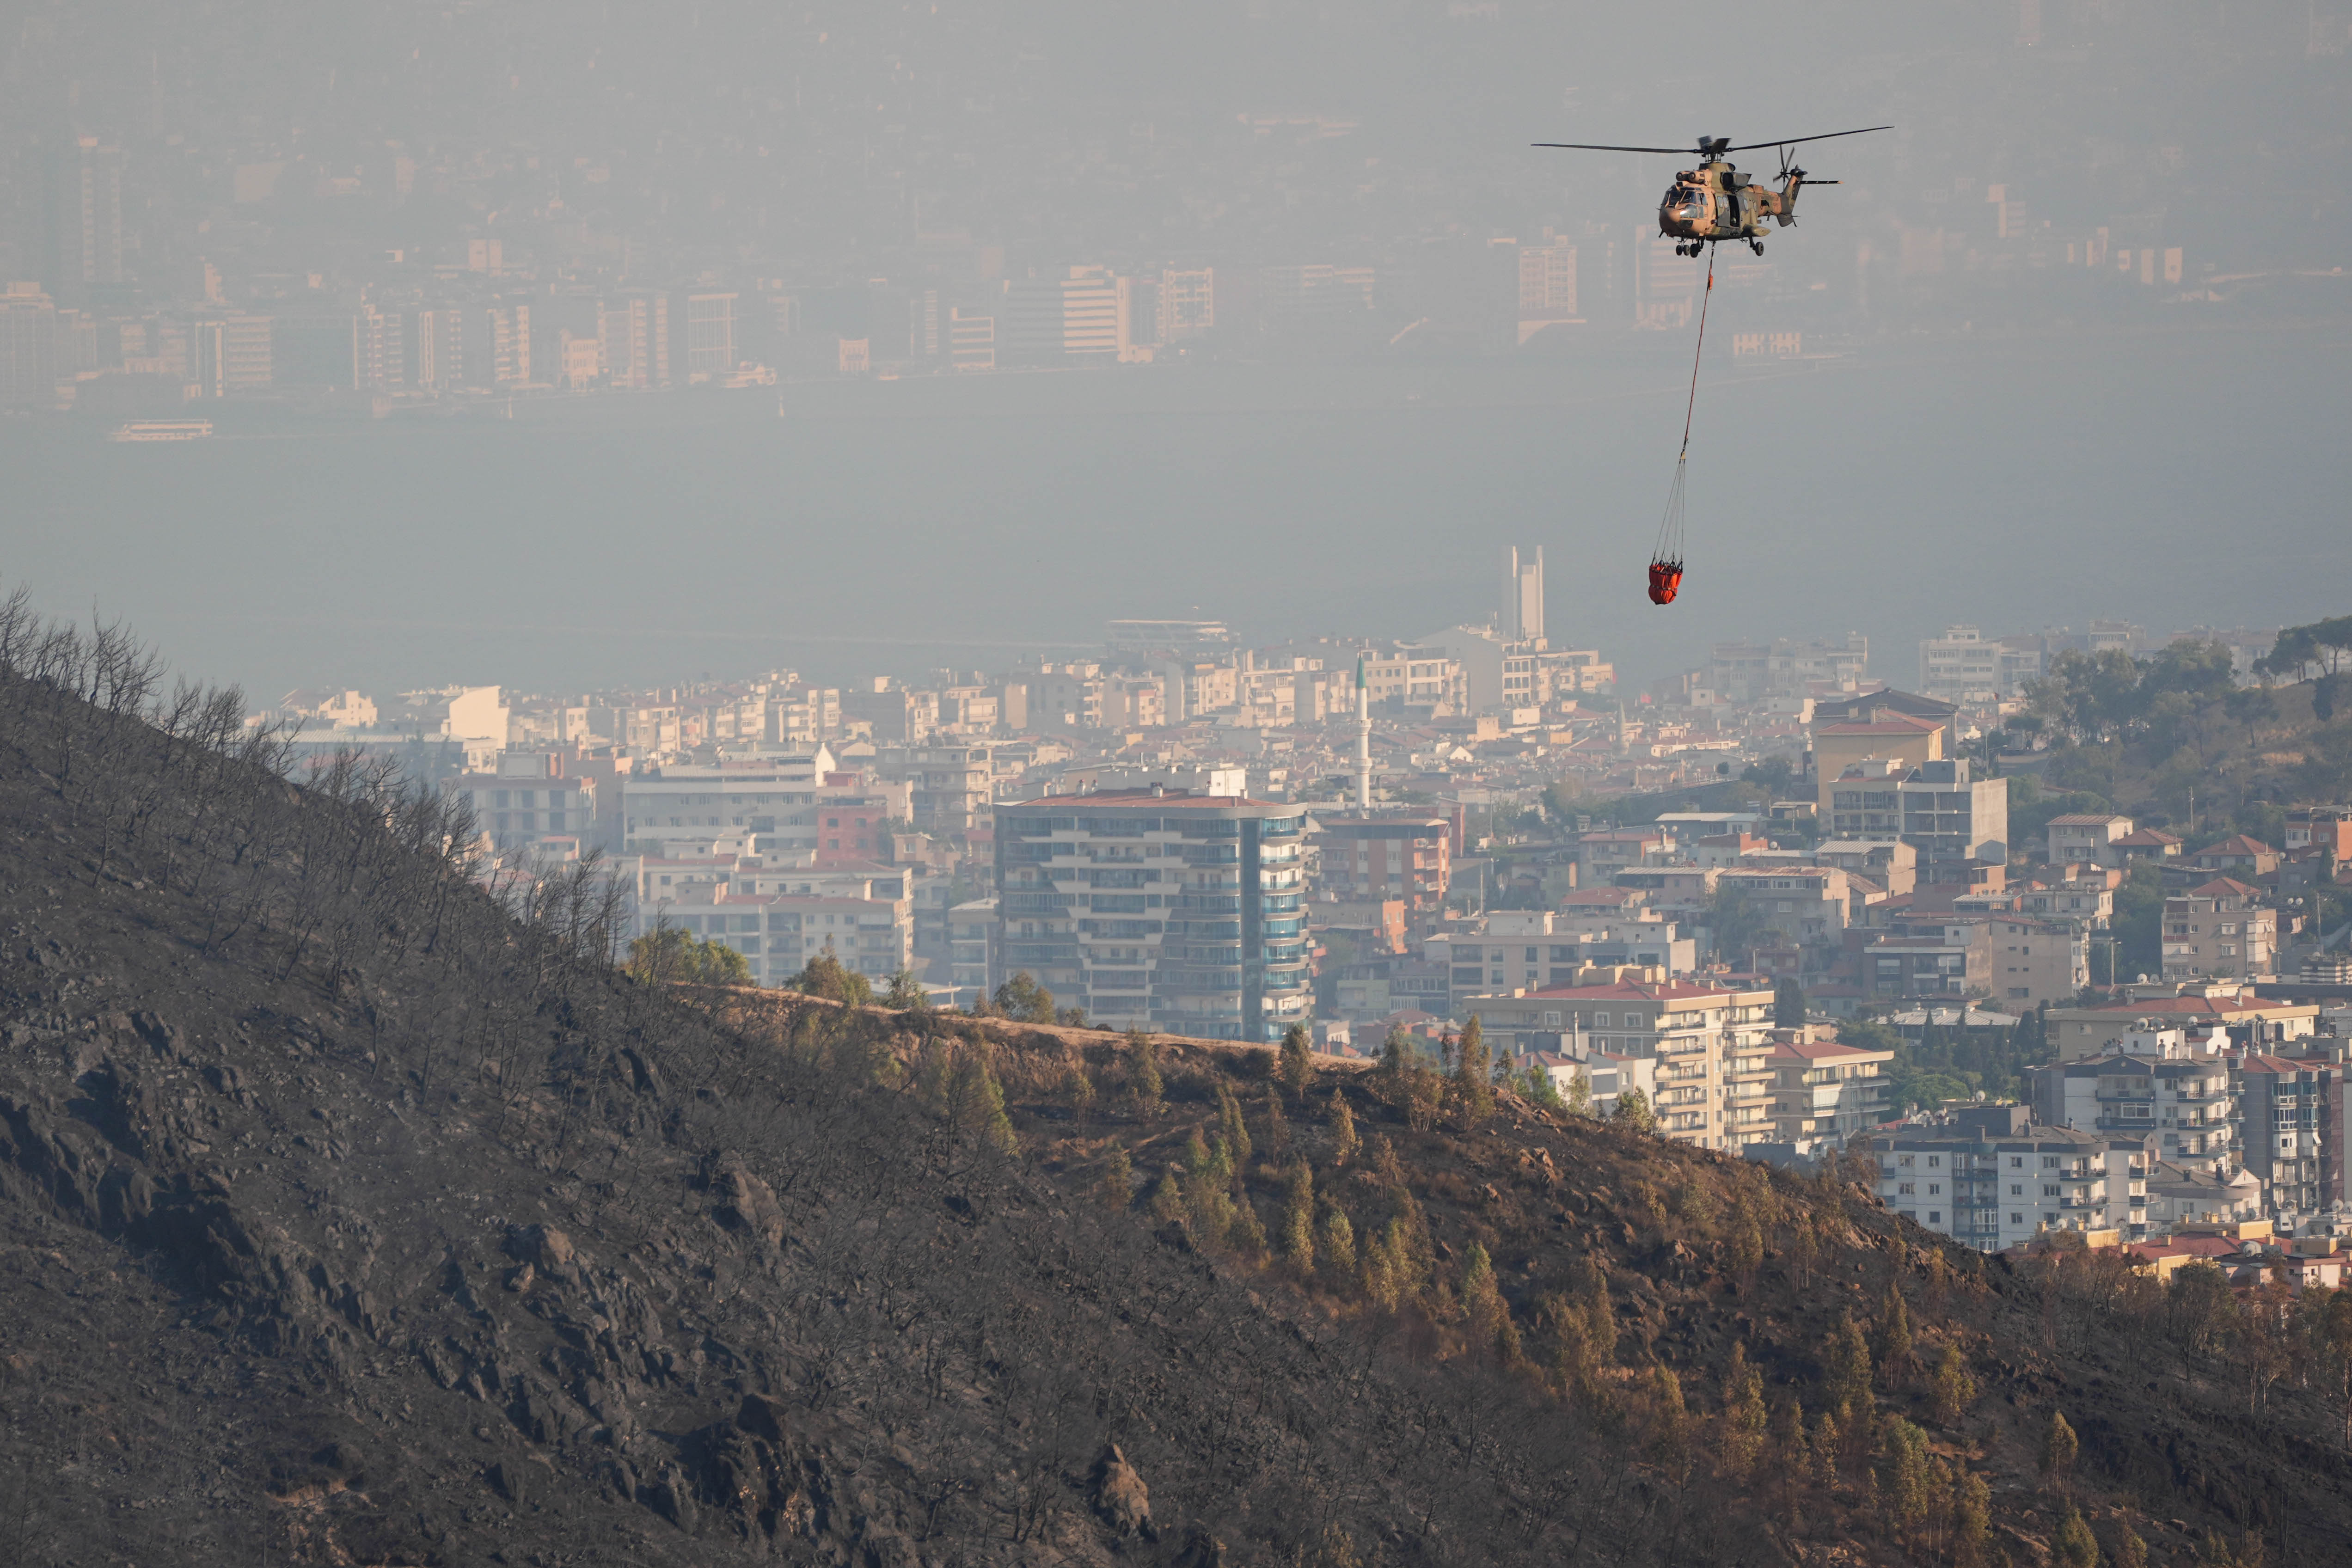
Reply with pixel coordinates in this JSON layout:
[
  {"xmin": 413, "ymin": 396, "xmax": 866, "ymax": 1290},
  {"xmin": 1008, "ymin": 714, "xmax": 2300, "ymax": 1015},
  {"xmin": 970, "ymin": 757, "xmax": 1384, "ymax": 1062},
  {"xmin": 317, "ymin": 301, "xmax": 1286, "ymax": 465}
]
[
  {"xmin": 1355, "ymin": 655, "xmax": 1372, "ymax": 815},
  {"xmin": 1503, "ymin": 546, "xmax": 1545, "ymax": 644}
]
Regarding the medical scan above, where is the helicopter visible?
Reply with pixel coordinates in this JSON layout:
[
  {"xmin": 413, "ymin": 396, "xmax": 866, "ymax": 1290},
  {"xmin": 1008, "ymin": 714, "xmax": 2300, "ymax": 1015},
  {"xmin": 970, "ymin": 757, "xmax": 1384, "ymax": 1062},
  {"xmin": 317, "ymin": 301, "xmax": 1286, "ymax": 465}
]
[{"xmin": 1531, "ymin": 126, "xmax": 1890, "ymax": 256}]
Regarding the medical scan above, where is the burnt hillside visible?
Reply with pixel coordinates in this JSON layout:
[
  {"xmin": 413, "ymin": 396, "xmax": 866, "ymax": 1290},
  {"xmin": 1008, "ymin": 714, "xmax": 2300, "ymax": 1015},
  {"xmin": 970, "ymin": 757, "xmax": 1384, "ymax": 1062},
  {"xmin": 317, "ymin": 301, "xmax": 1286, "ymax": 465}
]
[{"xmin": 1, "ymin": 599, "xmax": 2350, "ymax": 1568}]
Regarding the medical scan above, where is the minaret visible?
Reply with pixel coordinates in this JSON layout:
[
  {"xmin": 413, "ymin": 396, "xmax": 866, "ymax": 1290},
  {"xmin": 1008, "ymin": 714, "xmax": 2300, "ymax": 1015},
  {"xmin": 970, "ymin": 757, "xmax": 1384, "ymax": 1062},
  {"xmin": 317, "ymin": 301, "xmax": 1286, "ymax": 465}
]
[{"xmin": 1355, "ymin": 654, "xmax": 1372, "ymax": 815}]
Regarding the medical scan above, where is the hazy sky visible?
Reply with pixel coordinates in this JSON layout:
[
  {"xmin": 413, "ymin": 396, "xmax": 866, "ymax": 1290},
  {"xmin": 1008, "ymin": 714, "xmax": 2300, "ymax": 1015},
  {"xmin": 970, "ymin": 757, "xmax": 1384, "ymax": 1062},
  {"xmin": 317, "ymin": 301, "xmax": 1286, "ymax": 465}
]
[{"xmin": 4, "ymin": 0, "xmax": 2349, "ymax": 700}]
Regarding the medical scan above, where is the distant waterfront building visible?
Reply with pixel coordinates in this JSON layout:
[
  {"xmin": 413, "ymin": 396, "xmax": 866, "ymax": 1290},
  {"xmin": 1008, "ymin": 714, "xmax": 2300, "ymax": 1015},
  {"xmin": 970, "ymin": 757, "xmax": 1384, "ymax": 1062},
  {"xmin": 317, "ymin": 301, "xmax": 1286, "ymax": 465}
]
[
  {"xmin": 43, "ymin": 137, "xmax": 123, "ymax": 302},
  {"xmin": 1158, "ymin": 269, "xmax": 1215, "ymax": 341},
  {"xmin": 601, "ymin": 289, "xmax": 670, "ymax": 389},
  {"xmin": 0, "ymin": 283, "xmax": 57, "ymax": 408},
  {"xmin": 949, "ymin": 308, "xmax": 995, "ymax": 371},
  {"xmin": 999, "ymin": 266, "xmax": 1121, "ymax": 365},
  {"xmin": 1515, "ymin": 238, "xmax": 1580, "ymax": 344},
  {"xmin": 1106, "ymin": 619, "xmax": 1236, "ymax": 656},
  {"xmin": 683, "ymin": 291, "xmax": 737, "ymax": 382},
  {"xmin": 993, "ymin": 788, "xmax": 1310, "ymax": 1040}
]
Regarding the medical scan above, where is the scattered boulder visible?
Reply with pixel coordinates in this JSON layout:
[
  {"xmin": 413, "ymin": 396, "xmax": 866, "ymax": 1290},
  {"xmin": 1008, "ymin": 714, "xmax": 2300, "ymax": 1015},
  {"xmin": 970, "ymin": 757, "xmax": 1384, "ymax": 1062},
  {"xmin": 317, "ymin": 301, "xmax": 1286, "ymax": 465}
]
[
  {"xmin": 711, "ymin": 1154, "xmax": 785, "ymax": 1245},
  {"xmin": 508, "ymin": 1223, "xmax": 575, "ymax": 1274},
  {"xmin": 1092, "ymin": 1443, "xmax": 1152, "ymax": 1538}
]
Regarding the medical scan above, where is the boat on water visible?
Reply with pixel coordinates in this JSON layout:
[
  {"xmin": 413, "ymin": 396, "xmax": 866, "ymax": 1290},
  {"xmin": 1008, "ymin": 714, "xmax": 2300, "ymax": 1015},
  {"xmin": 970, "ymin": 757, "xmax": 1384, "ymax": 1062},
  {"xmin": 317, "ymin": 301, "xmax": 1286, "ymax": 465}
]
[{"xmin": 106, "ymin": 420, "xmax": 214, "ymax": 443}]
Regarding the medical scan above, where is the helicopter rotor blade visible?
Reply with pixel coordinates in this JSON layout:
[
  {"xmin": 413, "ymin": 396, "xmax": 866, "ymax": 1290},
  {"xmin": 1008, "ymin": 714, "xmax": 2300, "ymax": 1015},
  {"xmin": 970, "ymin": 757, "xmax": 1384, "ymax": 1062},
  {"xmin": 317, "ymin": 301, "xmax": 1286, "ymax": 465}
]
[
  {"xmin": 1720, "ymin": 125, "xmax": 1892, "ymax": 153},
  {"xmin": 1531, "ymin": 141, "xmax": 1704, "ymax": 153}
]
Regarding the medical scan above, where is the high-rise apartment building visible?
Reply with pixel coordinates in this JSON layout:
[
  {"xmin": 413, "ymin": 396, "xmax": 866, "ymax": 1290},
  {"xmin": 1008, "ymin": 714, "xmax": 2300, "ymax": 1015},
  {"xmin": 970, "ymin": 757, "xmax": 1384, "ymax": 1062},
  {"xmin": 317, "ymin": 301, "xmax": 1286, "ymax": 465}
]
[
  {"xmin": 602, "ymin": 290, "xmax": 670, "ymax": 388},
  {"xmin": 2235, "ymin": 1053, "xmax": 2346, "ymax": 1221},
  {"xmin": 191, "ymin": 315, "xmax": 274, "ymax": 397},
  {"xmin": 1313, "ymin": 816, "xmax": 1452, "ymax": 911},
  {"xmin": 1516, "ymin": 239, "xmax": 1579, "ymax": 343},
  {"xmin": 683, "ymin": 292, "xmax": 736, "ymax": 381},
  {"xmin": 949, "ymin": 308, "xmax": 994, "ymax": 371},
  {"xmin": 998, "ymin": 267, "xmax": 1121, "ymax": 365},
  {"xmin": 994, "ymin": 789, "xmax": 1310, "ymax": 1040},
  {"xmin": 1498, "ymin": 979, "xmax": 1776, "ymax": 1152},
  {"xmin": 2027, "ymin": 1028, "xmax": 2239, "ymax": 1180},
  {"xmin": 44, "ymin": 138, "xmax": 124, "ymax": 302},
  {"xmin": 0, "ymin": 284, "xmax": 57, "ymax": 408},
  {"xmin": 1158, "ymin": 270, "xmax": 1214, "ymax": 341}
]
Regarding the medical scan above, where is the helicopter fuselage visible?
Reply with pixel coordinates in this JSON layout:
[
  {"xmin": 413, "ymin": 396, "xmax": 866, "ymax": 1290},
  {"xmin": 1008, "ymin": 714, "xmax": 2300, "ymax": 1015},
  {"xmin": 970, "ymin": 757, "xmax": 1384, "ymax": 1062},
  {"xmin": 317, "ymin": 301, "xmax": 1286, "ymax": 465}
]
[{"xmin": 1657, "ymin": 159, "xmax": 1803, "ymax": 246}]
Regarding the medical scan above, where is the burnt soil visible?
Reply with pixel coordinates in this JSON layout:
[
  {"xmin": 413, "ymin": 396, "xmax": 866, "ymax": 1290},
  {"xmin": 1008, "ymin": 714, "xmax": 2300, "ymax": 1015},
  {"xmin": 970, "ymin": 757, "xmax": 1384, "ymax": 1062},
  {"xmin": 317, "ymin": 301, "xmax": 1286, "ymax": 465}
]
[{"xmin": 5, "ymin": 685, "xmax": 2352, "ymax": 1565}]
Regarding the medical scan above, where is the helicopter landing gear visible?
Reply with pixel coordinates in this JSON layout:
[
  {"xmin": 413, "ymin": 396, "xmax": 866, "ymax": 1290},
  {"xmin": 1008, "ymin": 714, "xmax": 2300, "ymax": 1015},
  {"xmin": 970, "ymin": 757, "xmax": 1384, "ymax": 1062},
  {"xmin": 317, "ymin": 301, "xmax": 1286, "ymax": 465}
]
[{"xmin": 1748, "ymin": 239, "xmax": 1764, "ymax": 256}]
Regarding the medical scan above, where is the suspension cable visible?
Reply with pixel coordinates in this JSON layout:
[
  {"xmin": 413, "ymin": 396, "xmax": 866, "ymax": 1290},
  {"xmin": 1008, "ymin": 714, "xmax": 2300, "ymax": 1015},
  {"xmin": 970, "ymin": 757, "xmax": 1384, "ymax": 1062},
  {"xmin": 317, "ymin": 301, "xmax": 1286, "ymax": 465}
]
[
  {"xmin": 1678, "ymin": 245, "xmax": 1716, "ymax": 459},
  {"xmin": 1650, "ymin": 245, "xmax": 1715, "ymax": 582}
]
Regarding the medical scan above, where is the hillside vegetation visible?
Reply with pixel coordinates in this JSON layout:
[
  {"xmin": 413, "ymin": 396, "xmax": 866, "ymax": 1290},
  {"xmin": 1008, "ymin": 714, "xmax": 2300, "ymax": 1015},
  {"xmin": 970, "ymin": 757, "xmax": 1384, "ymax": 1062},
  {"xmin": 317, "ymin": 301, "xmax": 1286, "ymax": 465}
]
[
  {"xmin": 2010, "ymin": 615, "xmax": 2352, "ymax": 847},
  {"xmin": 3, "ymin": 596, "xmax": 2352, "ymax": 1566}
]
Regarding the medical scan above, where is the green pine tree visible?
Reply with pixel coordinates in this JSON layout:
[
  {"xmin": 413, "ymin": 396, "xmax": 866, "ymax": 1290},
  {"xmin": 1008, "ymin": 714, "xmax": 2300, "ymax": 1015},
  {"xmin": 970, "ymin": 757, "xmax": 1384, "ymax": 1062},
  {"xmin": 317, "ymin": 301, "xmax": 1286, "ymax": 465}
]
[
  {"xmin": 1277, "ymin": 1021, "xmax": 1316, "ymax": 1096},
  {"xmin": 1451, "ymin": 1014, "xmax": 1495, "ymax": 1121}
]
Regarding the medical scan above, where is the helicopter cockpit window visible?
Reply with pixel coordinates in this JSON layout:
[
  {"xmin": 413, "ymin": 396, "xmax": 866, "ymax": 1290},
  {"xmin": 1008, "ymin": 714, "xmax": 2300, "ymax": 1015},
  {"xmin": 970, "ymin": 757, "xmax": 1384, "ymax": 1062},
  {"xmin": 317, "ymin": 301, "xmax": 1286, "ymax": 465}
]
[{"xmin": 1661, "ymin": 186, "xmax": 1686, "ymax": 208}]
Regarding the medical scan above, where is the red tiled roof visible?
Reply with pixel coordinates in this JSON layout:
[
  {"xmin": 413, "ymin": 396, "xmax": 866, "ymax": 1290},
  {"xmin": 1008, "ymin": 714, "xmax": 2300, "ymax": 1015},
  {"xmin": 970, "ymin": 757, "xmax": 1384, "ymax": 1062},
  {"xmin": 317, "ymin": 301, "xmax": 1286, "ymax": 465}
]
[
  {"xmin": 2182, "ymin": 876, "xmax": 2261, "ymax": 899},
  {"xmin": 2197, "ymin": 834, "xmax": 2276, "ymax": 858},
  {"xmin": 2239, "ymin": 1054, "xmax": 2324, "ymax": 1075}
]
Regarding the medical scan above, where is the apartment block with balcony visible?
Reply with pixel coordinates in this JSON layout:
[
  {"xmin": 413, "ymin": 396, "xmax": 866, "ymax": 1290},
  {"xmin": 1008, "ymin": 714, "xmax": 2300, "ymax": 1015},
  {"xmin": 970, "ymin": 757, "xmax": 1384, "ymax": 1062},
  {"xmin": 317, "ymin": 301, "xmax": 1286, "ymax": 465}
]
[
  {"xmin": 2015, "ymin": 870, "xmax": 2117, "ymax": 931},
  {"xmin": 2161, "ymin": 879, "xmax": 2277, "ymax": 982},
  {"xmin": 1764, "ymin": 1029, "xmax": 1894, "ymax": 1153},
  {"xmin": 1986, "ymin": 916, "xmax": 2090, "ymax": 1005},
  {"xmin": 2046, "ymin": 814, "xmax": 2135, "ymax": 867},
  {"xmin": 947, "ymin": 897, "xmax": 998, "ymax": 1007},
  {"xmin": 2236, "ymin": 1054, "xmax": 2345, "ymax": 1223},
  {"xmin": 1858, "ymin": 1109, "xmax": 2150, "ymax": 1250},
  {"xmin": 2284, "ymin": 807, "xmax": 2352, "ymax": 859},
  {"xmin": 2027, "ymin": 1029, "xmax": 2239, "ymax": 1181},
  {"xmin": 1430, "ymin": 915, "xmax": 1693, "ymax": 1015},
  {"xmin": 1470, "ymin": 980, "xmax": 1774, "ymax": 1152},
  {"xmin": 1313, "ymin": 815, "xmax": 1452, "ymax": 912},
  {"xmin": 633, "ymin": 888, "xmax": 912, "ymax": 988},
  {"xmin": 1863, "ymin": 921, "xmax": 1993, "ymax": 999},
  {"xmin": 876, "ymin": 745, "xmax": 992, "ymax": 834},
  {"xmin": 993, "ymin": 788, "xmax": 1309, "ymax": 1040},
  {"xmin": 442, "ymin": 768, "xmax": 597, "ymax": 852},
  {"xmin": 1918, "ymin": 625, "xmax": 2002, "ymax": 704}
]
